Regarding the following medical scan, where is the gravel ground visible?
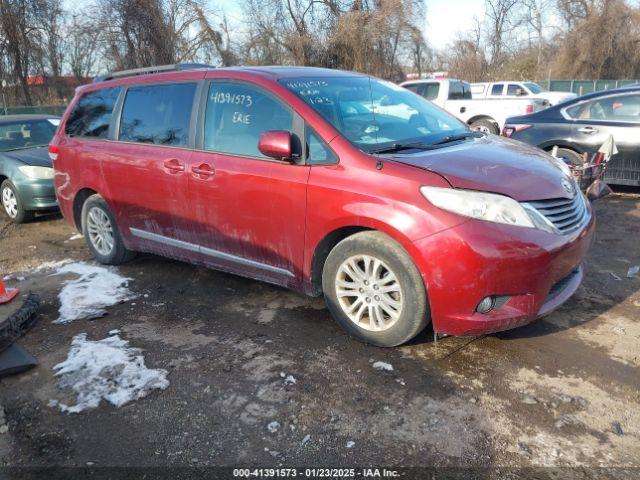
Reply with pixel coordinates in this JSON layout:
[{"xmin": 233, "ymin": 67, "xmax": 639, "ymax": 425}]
[{"xmin": 0, "ymin": 193, "xmax": 639, "ymax": 477}]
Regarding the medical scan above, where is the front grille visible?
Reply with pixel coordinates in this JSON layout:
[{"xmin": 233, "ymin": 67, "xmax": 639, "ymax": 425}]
[{"xmin": 526, "ymin": 194, "xmax": 587, "ymax": 234}]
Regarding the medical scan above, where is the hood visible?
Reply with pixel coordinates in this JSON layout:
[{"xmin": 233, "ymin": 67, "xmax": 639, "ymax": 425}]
[
  {"xmin": 1, "ymin": 146, "xmax": 51, "ymax": 167},
  {"xmin": 388, "ymin": 135, "xmax": 574, "ymax": 202}
]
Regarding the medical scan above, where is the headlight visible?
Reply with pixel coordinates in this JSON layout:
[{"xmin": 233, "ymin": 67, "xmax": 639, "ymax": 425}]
[
  {"xmin": 18, "ymin": 166, "xmax": 54, "ymax": 179},
  {"xmin": 420, "ymin": 186, "xmax": 535, "ymax": 228}
]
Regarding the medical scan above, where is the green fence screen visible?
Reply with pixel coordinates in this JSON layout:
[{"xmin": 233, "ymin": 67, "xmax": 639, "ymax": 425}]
[{"xmin": 535, "ymin": 80, "xmax": 639, "ymax": 95}]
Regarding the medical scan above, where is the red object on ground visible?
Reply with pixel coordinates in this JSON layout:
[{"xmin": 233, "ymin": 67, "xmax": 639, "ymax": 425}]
[{"xmin": 0, "ymin": 280, "xmax": 19, "ymax": 304}]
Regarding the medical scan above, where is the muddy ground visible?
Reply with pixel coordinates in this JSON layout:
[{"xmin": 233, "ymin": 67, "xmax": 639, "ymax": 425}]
[{"xmin": 0, "ymin": 192, "xmax": 639, "ymax": 477}]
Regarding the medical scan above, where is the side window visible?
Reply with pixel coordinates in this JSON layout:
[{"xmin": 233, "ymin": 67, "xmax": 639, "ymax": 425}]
[
  {"xmin": 306, "ymin": 128, "xmax": 337, "ymax": 165},
  {"xmin": 422, "ymin": 83, "xmax": 440, "ymax": 100},
  {"xmin": 448, "ymin": 82, "xmax": 464, "ymax": 100},
  {"xmin": 507, "ymin": 84, "xmax": 526, "ymax": 96},
  {"xmin": 461, "ymin": 83, "xmax": 472, "ymax": 99},
  {"xmin": 491, "ymin": 84, "xmax": 504, "ymax": 96},
  {"xmin": 566, "ymin": 94, "xmax": 640, "ymax": 122},
  {"xmin": 119, "ymin": 83, "xmax": 196, "ymax": 146},
  {"xmin": 204, "ymin": 81, "xmax": 293, "ymax": 158},
  {"xmin": 65, "ymin": 87, "xmax": 120, "ymax": 138},
  {"xmin": 404, "ymin": 84, "xmax": 420, "ymax": 94}
]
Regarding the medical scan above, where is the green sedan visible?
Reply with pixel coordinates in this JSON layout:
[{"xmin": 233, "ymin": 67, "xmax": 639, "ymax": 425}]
[{"xmin": 0, "ymin": 115, "xmax": 59, "ymax": 223}]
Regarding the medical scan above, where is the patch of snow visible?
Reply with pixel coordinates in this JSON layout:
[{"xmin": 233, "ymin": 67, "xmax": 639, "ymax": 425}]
[
  {"xmin": 53, "ymin": 262, "xmax": 136, "ymax": 323},
  {"xmin": 284, "ymin": 375, "xmax": 297, "ymax": 386},
  {"xmin": 372, "ymin": 361, "xmax": 394, "ymax": 372},
  {"xmin": 346, "ymin": 441, "xmax": 355, "ymax": 448},
  {"xmin": 301, "ymin": 434, "xmax": 311, "ymax": 445},
  {"xmin": 108, "ymin": 329, "xmax": 121, "ymax": 335},
  {"xmin": 33, "ymin": 259, "xmax": 73, "ymax": 273},
  {"xmin": 52, "ymin": 333, "xmax": 169, "ymax": 413}
]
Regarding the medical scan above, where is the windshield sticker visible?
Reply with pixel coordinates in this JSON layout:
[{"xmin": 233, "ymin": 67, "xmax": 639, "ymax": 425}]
[
  {"xmin": 210, "ymin": 91, "xmax": 253, "ymax": 107},
  {"xmin": 48, "ymin": 119, "xmax": 61, "ymax": 126}
]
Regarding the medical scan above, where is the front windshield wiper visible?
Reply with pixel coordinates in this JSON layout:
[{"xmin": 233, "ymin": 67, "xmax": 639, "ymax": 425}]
[
  {"xmin": 430, "ymin": 131, "xmax": 484, "ymax": 146},
  {"xmin": 368, "ymin": 142, "xmax": 439, "ymax": 155}
]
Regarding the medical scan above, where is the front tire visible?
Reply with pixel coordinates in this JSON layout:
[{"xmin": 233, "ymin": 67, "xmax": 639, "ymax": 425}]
[
  {"xmin": 81, "ymin": 194, "xmax": 135, "ymax": 265},
  {"xmin": 470, "ymin": 118, "xmax": 499, "ymax": 135},
  {"xmin": 322, "ymin": 231, "xmax": 430, "ymax": 347},
  {"xmin": 1, "ymin": 180, "xmax": 34, "ymax": 224}
]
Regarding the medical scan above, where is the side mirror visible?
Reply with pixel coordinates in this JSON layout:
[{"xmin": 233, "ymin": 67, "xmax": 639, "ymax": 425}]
[{"xmin": 258, "ymin": 130, "xmax": 292, "ymax": 161}]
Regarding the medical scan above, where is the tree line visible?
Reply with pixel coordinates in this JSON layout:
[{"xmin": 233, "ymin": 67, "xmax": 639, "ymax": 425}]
[{"xmin": 0, "ymin": 0, "xmax": 638, "ymax": 106}]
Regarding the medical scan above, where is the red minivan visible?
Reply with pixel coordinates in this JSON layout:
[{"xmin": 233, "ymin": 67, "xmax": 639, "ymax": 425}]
[{"xmin": 50, "ymin": 64, "xmax": 595, "ymax": 346}]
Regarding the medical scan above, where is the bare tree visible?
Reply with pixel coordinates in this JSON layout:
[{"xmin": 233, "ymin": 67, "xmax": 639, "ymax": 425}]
[{"xmin": 0, "ymin": 0, "xmax": 37, "ymax": 104}]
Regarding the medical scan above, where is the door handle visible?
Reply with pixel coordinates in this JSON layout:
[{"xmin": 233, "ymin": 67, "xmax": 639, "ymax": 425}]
[
  {"xmin": 163, "ymin": 158, "xmax": 185, "ymax": 173},
  {"xmin": 578, "ymin": 126, "xmax": 598, "ymax": 134},
  {"xmin": 460, "ymin": 106, "xmax": 466, "ymax": 113},
  {"xmin": 191, "ymin": 163, "xmax": 215, "ymax": 178}
]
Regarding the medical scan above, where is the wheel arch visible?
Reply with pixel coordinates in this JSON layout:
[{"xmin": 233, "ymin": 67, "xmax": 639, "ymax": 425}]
[
  {"xmin": 467, "ymin": 115, "xmax": 498, "ymax": 126},
  {"xmin": 539, "ymin": 141, "xmax": 584, "ymax": 155},
  {"xmin": 307, "ymin": 219, "xmax": 427, "ymax": 296},
  {"xmin": 72, "ymin": 187, "xmax": 99, "ymax": 230}
]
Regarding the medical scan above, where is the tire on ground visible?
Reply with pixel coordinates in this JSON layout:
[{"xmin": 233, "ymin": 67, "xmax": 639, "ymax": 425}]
[
  {"xmin": 1, "ymin": 179, "xmax": 34, "ymax": 224},
  {"xmin": 81, "ymin": 193, "xmax": 135, "ymax": 265},
  {"xmin": 469, "ymin": 118, "xmax": 499, "ymax": 135},
  {"xmin": 322, "ymin": 231, "xmax": 430, "ymax": 347}
]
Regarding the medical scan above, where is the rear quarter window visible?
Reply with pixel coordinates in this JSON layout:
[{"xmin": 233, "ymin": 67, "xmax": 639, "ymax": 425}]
[{"xmin": 65, "ymin": 87, "xmax": 120, "ymax": 138}]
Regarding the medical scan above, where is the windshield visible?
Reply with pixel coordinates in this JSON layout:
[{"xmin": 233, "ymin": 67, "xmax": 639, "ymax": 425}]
[
  {"xmin": 0, "ymin": 119, "xmax": 58, "ymax": 152},
  {"xmin": 524, "ymin": 82, "xmax": 546, "ymax": 94},
  {"xmin": 280, "ymin": 76, "xmax": 468, "ymax": 153}
]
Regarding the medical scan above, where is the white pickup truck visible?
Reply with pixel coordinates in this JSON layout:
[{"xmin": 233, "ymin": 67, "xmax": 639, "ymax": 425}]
[
  {"xmin": 400, "ymin": 78, "xmax": 548, "ymax": 134},
  {"xmin": 471, "ymin": 81, "xmax": 576, "ymax": 106}
]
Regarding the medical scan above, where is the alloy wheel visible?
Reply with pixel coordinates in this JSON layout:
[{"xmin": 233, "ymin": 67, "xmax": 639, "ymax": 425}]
[
  {"xmin": 86, "ymin": 206, "xmax": 115, "ymax": 256},
  {"xmin": 335, "ymin": 254, "xmax": 403, "ymax": 332},
  {"xmin": 1, "ymin": 186, "xmax": 18, "ymax": 218}
]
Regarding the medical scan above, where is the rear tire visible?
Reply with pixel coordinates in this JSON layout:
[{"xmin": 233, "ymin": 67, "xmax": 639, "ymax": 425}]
[
  {"xmin": 1, "ymin": 180, "xmax": 34, "ymax": 224},
  {"xmin": 322, "ymin": 231, "xmax": 430, "ymax": 347},
  {"xmin": 470, "ymin": 118, "xmax": 499, "ymax": 135},
  {"xmin": 81, "ymin": 194, "xmax": 135, "ymax": 265}
]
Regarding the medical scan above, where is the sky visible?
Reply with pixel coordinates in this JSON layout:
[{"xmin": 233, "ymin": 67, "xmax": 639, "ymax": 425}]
[{"xmin": 424, "ymin": 0, "xmax": 486, "ymax": 50}]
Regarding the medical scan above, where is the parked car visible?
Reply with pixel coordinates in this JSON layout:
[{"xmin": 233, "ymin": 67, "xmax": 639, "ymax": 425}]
[
  {"xmin": 503, "ymin": 86, "xmax": 640, "ymax": 186},
  {"xmin": 472, "ymin": 81, "xmax": 576, "ymax": 106},
  {"xmin": 50, "ymin": 65, "xmax": 594, "ymax": 346},
  {"xmin": 400, "ymin": 78, "xmax": 548, "ymax": 134},
  {"xmin": 0, "ymin": 114, "xmax": 59, "ymax": 223}
]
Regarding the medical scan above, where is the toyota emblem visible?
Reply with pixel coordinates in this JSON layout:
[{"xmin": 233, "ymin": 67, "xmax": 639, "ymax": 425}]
[{"xmin": 561, "ymin": 178, "xmax": 574, "ymax": 196}]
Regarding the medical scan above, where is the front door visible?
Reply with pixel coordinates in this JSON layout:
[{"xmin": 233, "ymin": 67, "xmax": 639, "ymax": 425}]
[
  {"xmin": 101, "ymin": 82, "xmax": 199, "ymax": 254},
  {"xmin": 186, "ymin": 80, "xmax": 310, "ymax": 286}
]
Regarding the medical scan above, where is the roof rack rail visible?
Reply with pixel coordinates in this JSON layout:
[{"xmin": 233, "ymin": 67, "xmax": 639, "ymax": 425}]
[{"xmin": 92, "ymin": 63, "xmax": 215, "ymax": 83}]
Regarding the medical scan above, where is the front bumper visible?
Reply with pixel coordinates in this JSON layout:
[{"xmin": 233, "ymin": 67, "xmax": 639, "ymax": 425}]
[
  {"xmin": 412, "ymin": 200, "xmax": 595, "ymax": 336},
  {"xmin": 13, "ymin": 177, "xmax": 58, "ymax": 211}
]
